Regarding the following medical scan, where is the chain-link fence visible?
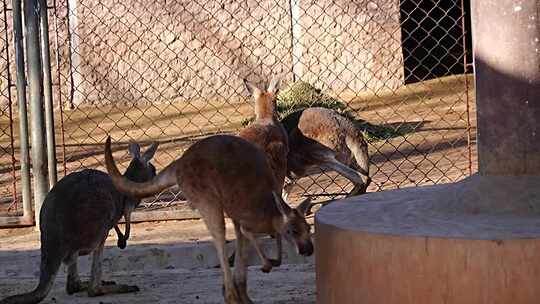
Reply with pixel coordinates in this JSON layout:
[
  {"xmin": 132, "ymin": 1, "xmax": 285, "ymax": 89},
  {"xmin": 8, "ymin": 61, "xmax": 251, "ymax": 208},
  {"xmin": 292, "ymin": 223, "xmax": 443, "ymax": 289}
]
[
  {"xmin": 0, "ymin": 0, "xmax": 21, "ymax": 219},
  {"xmin": 0, "ymin": 0, "xmax": 476, "ymax": 223}
]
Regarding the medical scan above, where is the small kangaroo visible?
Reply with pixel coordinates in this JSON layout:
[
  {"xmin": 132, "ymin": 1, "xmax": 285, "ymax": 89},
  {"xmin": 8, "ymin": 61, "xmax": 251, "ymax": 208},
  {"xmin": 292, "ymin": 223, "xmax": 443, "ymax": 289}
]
[
  {"xmin": 0, "ymin": 142, "xmax": 158, "ymax": 304},
  {"xmin": 237, "ymin": 78, "xmax": 290, "ymax": 271},
  {"xmin": 281, "ymin": 107, "xmax": 371, "ymax": 199},
  {"xmin": 104, "ymin": 135, "xmax": 313, "ymax": 304}
]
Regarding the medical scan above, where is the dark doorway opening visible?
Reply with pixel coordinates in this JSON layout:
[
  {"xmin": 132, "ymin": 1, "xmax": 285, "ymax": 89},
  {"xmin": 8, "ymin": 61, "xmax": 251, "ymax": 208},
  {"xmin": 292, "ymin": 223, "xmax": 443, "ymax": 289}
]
[{"xmin": 399, "ymin": 0, "xmax": 473, "ymax": 84}]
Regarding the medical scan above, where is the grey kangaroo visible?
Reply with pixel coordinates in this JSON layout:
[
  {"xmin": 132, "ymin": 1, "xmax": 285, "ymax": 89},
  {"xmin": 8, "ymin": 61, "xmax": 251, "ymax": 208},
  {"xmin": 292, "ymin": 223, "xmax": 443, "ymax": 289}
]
[
  {"xmin": 104, "ymin": 135, "xmax": 313, "ymax": 304},
  {"xmin": 0, "ymin": 142, "xmax": 158, "ymax": 304},
  {"xmin": 281, "ymin": 107, "xmax": 371, "ymax": 199}
]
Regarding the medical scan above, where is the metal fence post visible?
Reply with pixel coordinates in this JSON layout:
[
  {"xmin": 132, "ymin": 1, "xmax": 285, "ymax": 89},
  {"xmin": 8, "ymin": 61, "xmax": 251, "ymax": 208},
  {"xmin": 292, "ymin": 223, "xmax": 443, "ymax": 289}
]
[
  {"xmin": 39, "ymin": 0, "xmax": 58, "ymax": 187},
  {"xmin": 24, "ymin": 0, "xmax": 49, "ymax": 228},
  {"xmin": 11, "ymin": 0, "xmax": 32, "ymax": 221},
  {"xmin": 289, "ymin": 0, "xmax": 302, "ymax": 81},
  {"xmin": 66, "ymin": 0, "xmax": 82, "ymax": 108}
]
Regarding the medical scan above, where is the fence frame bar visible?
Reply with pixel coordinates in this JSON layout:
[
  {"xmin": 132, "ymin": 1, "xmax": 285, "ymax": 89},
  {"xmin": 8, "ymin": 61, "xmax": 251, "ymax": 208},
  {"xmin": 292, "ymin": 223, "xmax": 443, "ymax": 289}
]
[{"xmin": 24, "ymin": 0, "xmax": 49, "ymax": 228}]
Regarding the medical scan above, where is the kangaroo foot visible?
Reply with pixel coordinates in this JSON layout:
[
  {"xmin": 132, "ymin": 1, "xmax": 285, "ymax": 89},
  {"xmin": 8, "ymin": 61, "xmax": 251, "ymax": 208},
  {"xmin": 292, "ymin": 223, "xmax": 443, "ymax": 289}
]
[
  {"xmin": 225, "ymin": 288, "xmax": 242, "ymax": 304},
  {"xmin": 269, "ymin": 258, "xmax": 281, "ymax": 267},
  {"xmin": 260, "ymin": 258, "xmax": 281, "ymax": 272},
  {"xmin": 261, "ymin": 265, "xmax": 271, "ymax": 273},
  {"xmin": 222, "ymin": 284, "xmax": 243, "ymax": 304},
  {"xmin": 234, "ymin": 281, "xmax": 254, "ymax": 304},
  {"xmin": 260, "ymin": 254, "xmax": 283, "ymax": 273},
  {"xmin": 117, "ymin": 237, "xmax": 127, "ymax": 249},
  {"xmin": 66, "ymin": 280, "xmax": 87, "ymax": 295},
  {"xmin": 349, "ymin": 183, "xmax": 368, "ymax": 197},
  {"xmin": 228, "ymin": 251, "xmax": 236, "ymax": 267},
  {"xmin": 88, "ymin": 284, "xmax": 139, "ymax": 297}
]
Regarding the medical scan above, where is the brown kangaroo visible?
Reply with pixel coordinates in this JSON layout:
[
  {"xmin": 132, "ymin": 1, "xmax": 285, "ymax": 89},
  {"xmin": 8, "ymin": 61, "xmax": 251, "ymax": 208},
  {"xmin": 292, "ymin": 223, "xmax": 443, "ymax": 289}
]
[
  {"xmin": 104, "ymin": 135, "xmax": 313, "ymax": 304},
  {"xmin": 281, "ymin": 107, "xmax": 371, "ymax": 199},
  {"xmin": 0, "ymin": 142, "xmax": 158, "ymax": 304},
  {"xmin": 237, "ymin": 78, "xmax": 290, "ymax": 272}
]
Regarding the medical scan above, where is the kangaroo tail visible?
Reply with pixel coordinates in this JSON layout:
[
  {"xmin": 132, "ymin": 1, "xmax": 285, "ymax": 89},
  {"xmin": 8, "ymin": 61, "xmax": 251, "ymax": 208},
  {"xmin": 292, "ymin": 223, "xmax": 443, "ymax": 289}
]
[
  {"xmin": 346, "ymin": 132, "xmax": 370, "ymax": 179},
  {"xmin": 104, "ymin": 136, "xmax": 178, "ymax": 198},
  {"xmin": 0, "ymin": 248, "xmax": 62, "ymax": 304}
]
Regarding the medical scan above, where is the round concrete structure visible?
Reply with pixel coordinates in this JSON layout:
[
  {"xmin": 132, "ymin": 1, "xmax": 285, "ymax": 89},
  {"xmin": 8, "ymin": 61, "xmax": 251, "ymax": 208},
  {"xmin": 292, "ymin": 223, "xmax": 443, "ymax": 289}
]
[
  {"xmin": 315, "ymin": 175, "xmax": 540, "ymax": 304},
  {"xmin": 315, "ymin": 0, "xmax": 540, "ymax": 302}
]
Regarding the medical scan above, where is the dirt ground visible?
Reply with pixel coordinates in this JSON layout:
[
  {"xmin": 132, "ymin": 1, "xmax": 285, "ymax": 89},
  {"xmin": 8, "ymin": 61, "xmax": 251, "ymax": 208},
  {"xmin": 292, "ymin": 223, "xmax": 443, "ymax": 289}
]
[
  {"xmin": 0, "ymin": 265, "xmax": 316, "ymax": 304},
  {"xmin": 0, "ymin": 74, "xmax": 477, "ymax": 214},
  {"xmin": 0, "ymin": 75, "xmax": 475, "ymax": 302},
  {"xmin": 0, "ymin": 220, "xmax": 238, "ymax": 251},
  {"xmin": 0, "ymin": 220, "xmax": 316, "ymax": 303}
]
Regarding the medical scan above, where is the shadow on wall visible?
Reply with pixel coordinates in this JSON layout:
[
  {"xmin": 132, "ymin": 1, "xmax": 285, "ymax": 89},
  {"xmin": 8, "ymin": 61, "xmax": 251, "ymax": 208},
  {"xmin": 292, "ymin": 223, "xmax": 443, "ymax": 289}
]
[{"xmin": 399, "ymin": 0, "xmax": 472, "ymax": 83}]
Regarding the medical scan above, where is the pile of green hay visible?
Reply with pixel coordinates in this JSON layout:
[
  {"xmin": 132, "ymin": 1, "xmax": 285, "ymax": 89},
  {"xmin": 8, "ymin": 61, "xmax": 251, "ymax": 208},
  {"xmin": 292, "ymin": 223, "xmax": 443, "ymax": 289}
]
[{"xmin": 242, "ymin": 80, "xmax": 402, "ymax": 142}]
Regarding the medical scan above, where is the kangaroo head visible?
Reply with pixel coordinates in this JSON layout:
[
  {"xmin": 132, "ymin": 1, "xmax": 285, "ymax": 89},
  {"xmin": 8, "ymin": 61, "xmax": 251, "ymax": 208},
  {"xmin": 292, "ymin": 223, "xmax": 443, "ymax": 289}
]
[
  {"xmin": 243, "ymin": 77, "xmax": 280, "ymax": 120},
  {"xmin": 272, "ymin": 192, "xmax": 314, "ymax": 256},
  {"xmin": 114, "ymin": 141, "xmax": 159, "ymax": 249},
  {"xmin": 123, "ymin": 141, "xmax": 159, "ymax": 205}
]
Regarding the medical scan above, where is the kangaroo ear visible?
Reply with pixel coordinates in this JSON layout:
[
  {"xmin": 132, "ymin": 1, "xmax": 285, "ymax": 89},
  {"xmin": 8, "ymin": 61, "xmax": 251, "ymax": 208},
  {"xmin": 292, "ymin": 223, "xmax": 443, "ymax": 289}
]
[
  {"xmin": 243, "ymin": 79, "xmax": 261, "ymax": 97},
  {"xmin": 142, "ymin": 142, "xmax": 159, "ymax": 163},
  {"xmin": 267, "ymin": 77, "xmax": 280, "ymax": 95},
  {"xmin": 272, "ymin": 192, "xmax": 290, "ymax": 218},
  {"xmin": 296, "ymin": 198, "xmax": 312, "ymax": 216},
  {"xmin": 128, "ymin": 142, "xmax": 141, "ymax": 160}
]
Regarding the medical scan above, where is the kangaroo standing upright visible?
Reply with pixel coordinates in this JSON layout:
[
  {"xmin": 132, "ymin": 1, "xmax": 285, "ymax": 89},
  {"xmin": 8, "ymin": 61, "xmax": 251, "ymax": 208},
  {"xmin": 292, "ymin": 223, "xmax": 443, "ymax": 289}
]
[
  {"xmin": 0, "ymin": 142, "xmax": 158, "ymax": 304},
  {"xmin": 281, "ymin": 107, "xmax": 371, "ymax": 198},
  {"xmin": 104, "ymin": 135, "xmax": 313, "ymax": 304},
  {"xmin": 238, "ymin": 78, "xmax": 291, "ymax": 271},
  {"xmin": 239, "ymin": 78, "xmax": 289, "ymax": 193}
]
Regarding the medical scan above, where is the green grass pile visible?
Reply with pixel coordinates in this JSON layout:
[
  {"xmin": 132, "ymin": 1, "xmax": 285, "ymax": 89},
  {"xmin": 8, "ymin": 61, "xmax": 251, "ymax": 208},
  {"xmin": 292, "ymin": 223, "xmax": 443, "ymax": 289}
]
[{"xmin": 242, "ymin": 80, "xmax": 403, "ymax": 142}]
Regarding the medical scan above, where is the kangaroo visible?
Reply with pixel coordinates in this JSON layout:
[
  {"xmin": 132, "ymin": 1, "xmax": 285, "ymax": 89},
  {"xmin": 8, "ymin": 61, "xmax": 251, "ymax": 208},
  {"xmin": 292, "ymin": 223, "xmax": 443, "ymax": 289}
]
[
  {"xmin": 237, "ymin": 78, "xmax": 290, "ymax": 271},
  {"xmin": 104, "ymin": 135, "xmax": 313, "ymax": 304},
  {"xmin": 281, "ymin": 107, "xmax": 371, "ymax": 200},
  {"xmin": 0, "ymin": 142, "xmax": 158, "ymax": 304}
]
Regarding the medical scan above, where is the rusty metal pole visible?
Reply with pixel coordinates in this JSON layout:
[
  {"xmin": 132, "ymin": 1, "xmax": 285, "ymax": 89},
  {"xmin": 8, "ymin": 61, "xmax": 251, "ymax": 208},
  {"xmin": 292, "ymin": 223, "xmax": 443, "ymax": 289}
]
[
  {"xmin": 39, "ymin": 0, "xmax": 58, "ymax": 187},
  {"xmin": 11, "ymin": 0, "xmax": 32, "ymax": 220},
  {"xmin": 24, "ymin": 0, "xmax": 49, "ymax": 228},
  {"xmin": 472, "ymin": 0, "xmax": 540, "ymax": 175}
]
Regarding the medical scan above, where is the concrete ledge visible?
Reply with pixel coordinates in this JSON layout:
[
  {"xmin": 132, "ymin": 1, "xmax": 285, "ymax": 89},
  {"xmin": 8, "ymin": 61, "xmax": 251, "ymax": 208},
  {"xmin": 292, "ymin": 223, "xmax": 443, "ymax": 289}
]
[
  {"xmin": 317, "ymin": 174, "xmax": 540, "ymax": 239},
  {"xmin": 0, "ymin": 237, "xmax": 313, "ymax": 279},
  {"xmin": 315, "ymin": 174, "xmax": 540, "ymax": 304}
]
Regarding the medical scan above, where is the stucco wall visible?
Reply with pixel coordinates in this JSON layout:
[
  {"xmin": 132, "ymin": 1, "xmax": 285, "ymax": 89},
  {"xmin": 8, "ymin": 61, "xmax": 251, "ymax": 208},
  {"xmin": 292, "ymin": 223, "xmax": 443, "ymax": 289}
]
[
  {"xmin": 294, "ymin": 0, "xmax": 404, "ymax": 93},
  {"xmin": 1, "ymin": 0, "xmax": 404, "ymax": 108}
]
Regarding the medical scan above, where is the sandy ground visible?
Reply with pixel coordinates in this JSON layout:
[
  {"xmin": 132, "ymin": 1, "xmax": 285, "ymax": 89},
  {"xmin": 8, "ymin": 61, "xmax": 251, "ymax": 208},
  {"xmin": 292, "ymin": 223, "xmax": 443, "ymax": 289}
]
[
  {"xmin": 0, "ymin": 74, "xmax": 476, "ymax": 215},
  {"xmin": 0, "ymin": 75, "xmax": 475, "ymax": 302},
  {"xmin": 0, "ymin": 220, "xmax": 316, "ymax": 303},
  {"xmin": 0, "ymin": 264, "xmax": 316, "ymax": 304},
  {"xmin": 0, "ymin": 220, "xmax": 229, "ymax": 251}
]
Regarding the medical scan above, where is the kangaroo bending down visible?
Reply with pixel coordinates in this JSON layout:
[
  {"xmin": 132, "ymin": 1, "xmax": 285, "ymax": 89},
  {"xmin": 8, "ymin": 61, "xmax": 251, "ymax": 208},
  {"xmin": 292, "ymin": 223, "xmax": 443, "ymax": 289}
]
[
  {"xmin": 281, "ymin": 107, "xmax": 371, "ymax": 199},
  {"xmin": 0, "ymin": 142, "xmax": 158, "ymax": 304},
  {"xmin": 237, "ymin": 78, "xmax": 290, "ymax": 272},
  {"xmin": 104, "ymin": 135, "xmax": 313, "ymax": 304}
]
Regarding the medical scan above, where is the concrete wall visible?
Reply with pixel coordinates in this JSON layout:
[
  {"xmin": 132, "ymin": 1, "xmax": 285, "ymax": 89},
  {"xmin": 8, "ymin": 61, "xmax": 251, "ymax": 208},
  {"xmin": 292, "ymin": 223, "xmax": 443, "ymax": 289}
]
[
  {"xmin": 70, "ymin": 0, "xmax": 293, "ymax": 106},
  {"xmin": 1, "ymin": 0, "xmax": 404, "ymax": 108},
  {"xmin": 295, "ymin": 0, "xmax": 404, "ymax": 92}
]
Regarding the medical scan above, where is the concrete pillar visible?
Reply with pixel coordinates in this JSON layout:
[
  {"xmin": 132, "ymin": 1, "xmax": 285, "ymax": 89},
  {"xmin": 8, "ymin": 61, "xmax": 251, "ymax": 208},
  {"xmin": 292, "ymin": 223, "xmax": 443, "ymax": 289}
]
[
  {"xmin": 473, "ymin": 0, "xmax": 540, "ymax": 175},
  {"xmin": 315, "ymin": 1, "xmax": 540, "ymax": 303}
]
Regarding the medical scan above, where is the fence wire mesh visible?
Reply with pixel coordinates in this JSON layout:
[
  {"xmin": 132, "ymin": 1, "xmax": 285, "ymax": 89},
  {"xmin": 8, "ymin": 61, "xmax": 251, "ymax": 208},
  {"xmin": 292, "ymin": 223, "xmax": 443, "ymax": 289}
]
[
  {"xmin": 0, "ymin": 0, "xmax": 22, "ymax": 217},
  {"xmin": 0, "ymin": 0, "xmax": 476, "ymax": 219}
]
